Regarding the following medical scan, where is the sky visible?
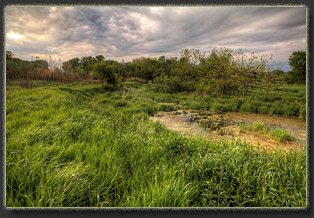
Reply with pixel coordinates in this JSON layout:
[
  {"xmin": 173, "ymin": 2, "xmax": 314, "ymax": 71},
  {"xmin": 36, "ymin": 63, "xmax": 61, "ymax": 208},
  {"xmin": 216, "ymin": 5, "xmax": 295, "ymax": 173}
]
[{"xmin": 5, "ymin": 6, "xmax": 307, "ymax": 71}]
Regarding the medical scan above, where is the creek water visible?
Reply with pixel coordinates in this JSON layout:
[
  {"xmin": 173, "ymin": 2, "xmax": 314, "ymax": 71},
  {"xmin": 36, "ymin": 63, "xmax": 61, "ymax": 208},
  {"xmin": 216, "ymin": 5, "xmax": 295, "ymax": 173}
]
[{"xmin": 149, "ymin": 107, "xmax": 306, "ymax": 151}]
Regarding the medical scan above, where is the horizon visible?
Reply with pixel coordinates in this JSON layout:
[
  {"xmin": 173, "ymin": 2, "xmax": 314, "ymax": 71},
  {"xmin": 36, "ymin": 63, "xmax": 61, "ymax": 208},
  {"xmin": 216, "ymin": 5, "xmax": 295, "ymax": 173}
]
[{"xmin": 5, "ymin": 6, "xmax": 307, "ymax": 72}]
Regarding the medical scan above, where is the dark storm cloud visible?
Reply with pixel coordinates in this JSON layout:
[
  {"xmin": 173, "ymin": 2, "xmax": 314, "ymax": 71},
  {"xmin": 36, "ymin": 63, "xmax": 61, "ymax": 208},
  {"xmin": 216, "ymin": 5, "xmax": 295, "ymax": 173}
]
[{"xmin": 5, "ymin": 6, "xmax": 306, "ymax": 70}]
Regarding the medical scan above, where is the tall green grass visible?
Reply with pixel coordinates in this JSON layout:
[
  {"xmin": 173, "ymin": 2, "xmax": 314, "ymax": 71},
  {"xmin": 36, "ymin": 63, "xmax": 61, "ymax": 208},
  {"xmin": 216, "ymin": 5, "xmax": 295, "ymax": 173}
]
[
  {"xmin": 146, "ymin": 83, "xmax": 306, "ymax": 119},
  {"xmin": 239, "ymin": 122, "xmax": 296, "ymax": 143},
  {"xmin": 6, "ymin": 82, "xmax": 306, "ymax": 207}
]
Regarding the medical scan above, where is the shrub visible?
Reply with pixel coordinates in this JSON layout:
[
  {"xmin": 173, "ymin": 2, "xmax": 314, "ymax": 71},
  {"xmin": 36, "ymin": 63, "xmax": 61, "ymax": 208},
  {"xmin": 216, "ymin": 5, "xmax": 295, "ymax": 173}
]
[{"xmin": 153, "ymin": 76, "xmax": 196, "ymax": 93}]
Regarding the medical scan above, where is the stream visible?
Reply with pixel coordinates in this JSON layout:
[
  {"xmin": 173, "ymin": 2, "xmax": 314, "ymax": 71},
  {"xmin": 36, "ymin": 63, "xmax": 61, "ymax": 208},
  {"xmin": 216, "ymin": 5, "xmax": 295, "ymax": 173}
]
[{"xmin": 149, "ymin": 106, "xmax": 306, "ymax": 151}]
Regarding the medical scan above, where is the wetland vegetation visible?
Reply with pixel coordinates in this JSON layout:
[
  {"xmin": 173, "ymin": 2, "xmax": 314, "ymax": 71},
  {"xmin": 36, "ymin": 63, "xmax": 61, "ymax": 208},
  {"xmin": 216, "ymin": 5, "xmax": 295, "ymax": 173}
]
[{"xmin": 5, "ymin": 48, "xmax": 307, "ymax": 207}]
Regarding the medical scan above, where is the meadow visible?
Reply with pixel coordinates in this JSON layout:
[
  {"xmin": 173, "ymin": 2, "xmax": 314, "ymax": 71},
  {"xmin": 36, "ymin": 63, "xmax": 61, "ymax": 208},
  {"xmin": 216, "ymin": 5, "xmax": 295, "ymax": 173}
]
[{"xmin": 6, "ymin": 80, "xmax": 306, "ymax": 207}]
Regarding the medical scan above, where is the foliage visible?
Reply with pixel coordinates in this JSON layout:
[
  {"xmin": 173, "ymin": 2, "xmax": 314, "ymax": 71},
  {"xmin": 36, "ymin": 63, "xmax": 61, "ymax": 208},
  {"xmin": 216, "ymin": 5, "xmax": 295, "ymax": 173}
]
[
  {"xmin": 288, "ymin": 51, "xmax": 306, "ymax": 84},
  {"xmin": 259, "ymin": 65, "xmax": 285, "ymax": 100},
  {"xmin": 146, "ymin": 82, "xmax": 305, "ymax": 119},
  {"xmin": 152, "ymin": 76, "xmax": 196, "ymax": 93},
  {"xmin": 199, "ymin": 48, "xmax": 238, "ymax": 96},
  {"xmin": 231, "ymin": 49, "xmax": 273, "ymax": 103},
  {"xmin": 93, "ymin": 62, "xmax": 117, "ymax": 87},
  {"xmin": 6, "ymin": 47, "xmax": 299, "ymax": 102},
  {"xmin": 6, "ymin": 52, "xmax": 49, "ymax": 82}
]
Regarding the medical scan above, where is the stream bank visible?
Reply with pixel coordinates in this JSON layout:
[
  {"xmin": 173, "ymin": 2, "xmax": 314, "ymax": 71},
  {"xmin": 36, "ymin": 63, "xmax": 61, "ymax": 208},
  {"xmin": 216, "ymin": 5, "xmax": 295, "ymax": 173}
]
[{"xmin": 150, "ymin": 105, "xmax": 306, "ymax": 151}]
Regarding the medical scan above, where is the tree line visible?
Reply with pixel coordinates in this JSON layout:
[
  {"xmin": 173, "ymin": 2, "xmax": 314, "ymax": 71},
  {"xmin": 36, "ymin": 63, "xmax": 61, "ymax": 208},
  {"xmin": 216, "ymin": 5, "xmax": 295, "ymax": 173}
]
[
  {"xmin": 6, "ymin": 51, "xmax": 80, "ymax": 84},
  {"xmin": 6, "ymin": 48, "xmax": 306, "ymax": 102}
]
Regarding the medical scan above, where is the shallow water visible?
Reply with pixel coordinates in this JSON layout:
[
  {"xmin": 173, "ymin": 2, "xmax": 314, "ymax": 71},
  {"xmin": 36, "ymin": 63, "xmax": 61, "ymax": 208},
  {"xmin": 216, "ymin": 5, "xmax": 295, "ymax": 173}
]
[
  {"xmin": 150, "ymin": 108, "xmax": 306, "ymax": 151},
  {"xmin": 150, "ymin": 111, "xmax": 210, "ymax": 138}
]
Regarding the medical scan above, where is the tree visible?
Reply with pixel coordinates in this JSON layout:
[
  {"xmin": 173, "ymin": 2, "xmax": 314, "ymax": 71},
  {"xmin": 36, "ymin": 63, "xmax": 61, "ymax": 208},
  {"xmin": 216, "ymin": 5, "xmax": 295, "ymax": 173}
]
[
  {"xmin": 6, "ymin": 51, "xmax": 14, "ymax": 61},
  {"xmin": 62, "ymin": 57, "xmax": 80, "ymax": 75},
  {"xmin": 231, "ymin": 49, "xmax": 271, "ymax": 104},
  {"xmin": 259, "ymin": 60, "xmax": 284, "ymax": 100},
  {"xmin": 95, "ymin": 55, "xmax": 105, "ymax": 62},
  {"xmin": 141, "ymin": 58, "xmax": 159, "ymax": 81},
  {"xmin": 201, "ymin": 48, "xmax": 235, "ymax": 96},
  {"xmin": 180, "ymin": 48, "xmax": 204, "ymax": 81},
  {"xmin": 93, "ymin": 62, "xmax": 117, "ymax": 88},
  {"xmin": 80, "ymin": 56, "xmax": 96, "ymax": 75},
  {"xmin": 288, "ymin": 51, "xmax": 306, "ymax": 84}
]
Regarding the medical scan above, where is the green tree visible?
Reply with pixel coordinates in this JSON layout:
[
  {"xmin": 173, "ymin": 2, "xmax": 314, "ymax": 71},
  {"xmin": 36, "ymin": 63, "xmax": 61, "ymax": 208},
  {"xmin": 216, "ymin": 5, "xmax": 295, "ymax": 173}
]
[
  {"xmin": 93, "ymin": 62, "xmax": 117, "ymax": 88},
  {"xmin": 201, "ymin": 48, "xmax": 235, "ymax": 96},
  {"xmin": 6, "ymin": 51, "xmax": 14, "ymax": 61},
  {"xmin": 231, "ymin": 49, "xmax": 271, "ymax": 104},
  {"xmin": 259, "ymin": 60, "xmax": 284, "ymax": 100},
  {"xmin": 80, "ymin": 56, "xmax": 96, "ymax": 75},
  {"xmin": 62, "ymin": 57, "xmax": 80, "ymax": 75},
  {"xmin": 180, "ymin": 48, "xmax": 203, "ymax": 81},
  {"xmin": 95, "ymin": 55, "xmax": 105, "ymax": 62},
  {"xmin": 62, "ymin": 61, "xmax": 74, "ymax": 74},
  {"xmin": 288, "ymin": 51, "xmax": 306, "ymax": 84}
]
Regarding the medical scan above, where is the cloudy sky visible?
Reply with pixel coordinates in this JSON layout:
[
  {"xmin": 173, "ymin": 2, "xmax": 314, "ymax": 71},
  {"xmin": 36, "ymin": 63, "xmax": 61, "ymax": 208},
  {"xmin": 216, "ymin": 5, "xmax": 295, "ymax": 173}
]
[{"xmin": 5, "ymin": 6, "xmax": 306, "ymax": 71}]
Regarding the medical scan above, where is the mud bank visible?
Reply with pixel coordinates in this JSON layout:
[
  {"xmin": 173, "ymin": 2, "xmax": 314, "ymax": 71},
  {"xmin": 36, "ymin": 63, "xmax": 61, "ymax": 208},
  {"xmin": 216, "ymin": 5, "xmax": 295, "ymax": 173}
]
[{"xmin": 150, "ymin": 107, "xmax": 306, "ymax": 151}]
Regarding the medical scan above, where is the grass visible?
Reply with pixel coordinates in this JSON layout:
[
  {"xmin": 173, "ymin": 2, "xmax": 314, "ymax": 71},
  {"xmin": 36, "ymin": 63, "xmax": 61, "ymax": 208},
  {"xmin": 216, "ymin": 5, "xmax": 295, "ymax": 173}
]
[
  {"xmin": 146, "ymin": 83, "xmax": 306, "ymax": 119},
  {"xmin": 239, "ymin": 122, "xmax": 296, "ymax": 143},
  {"xmin": 269, "ymin": 127, "xmax": 296, "ymax": 142},
  {"xmin": 6, "ymin": 81, "xmax": 306, "ymax": 207}
]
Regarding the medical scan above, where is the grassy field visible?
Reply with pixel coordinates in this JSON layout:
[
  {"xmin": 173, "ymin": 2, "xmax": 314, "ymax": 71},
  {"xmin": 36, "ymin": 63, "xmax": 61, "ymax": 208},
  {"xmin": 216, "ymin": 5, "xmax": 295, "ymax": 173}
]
[{"xmin": 6, "ymin": 81, "xmax": 306, "ymax": 207}]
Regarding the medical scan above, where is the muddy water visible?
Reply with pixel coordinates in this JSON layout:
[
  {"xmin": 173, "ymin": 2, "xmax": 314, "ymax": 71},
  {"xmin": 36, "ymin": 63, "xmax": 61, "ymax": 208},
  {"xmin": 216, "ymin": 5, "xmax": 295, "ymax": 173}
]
[
  {"xmin": 149, "ymin": 107, "xmax": 306, "ymax": 151},
  {"xmin": 150, "ymin": 111, "xmax": 211, "ymax": 138}
]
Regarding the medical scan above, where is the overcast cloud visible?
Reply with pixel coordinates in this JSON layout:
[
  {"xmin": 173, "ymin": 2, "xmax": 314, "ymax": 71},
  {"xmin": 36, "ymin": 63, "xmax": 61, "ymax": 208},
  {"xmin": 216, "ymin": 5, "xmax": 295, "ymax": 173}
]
[{"xmin": 5, "ymin": 6, "xmax": 306, "ymax": 71}]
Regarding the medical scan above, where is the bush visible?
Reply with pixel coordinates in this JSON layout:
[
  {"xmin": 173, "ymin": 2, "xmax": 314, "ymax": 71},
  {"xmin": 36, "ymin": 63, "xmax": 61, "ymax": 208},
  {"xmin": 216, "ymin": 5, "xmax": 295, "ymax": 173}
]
[{"xmin": 152, "ymin": 76, "xmax": 196, "ymax": 93}]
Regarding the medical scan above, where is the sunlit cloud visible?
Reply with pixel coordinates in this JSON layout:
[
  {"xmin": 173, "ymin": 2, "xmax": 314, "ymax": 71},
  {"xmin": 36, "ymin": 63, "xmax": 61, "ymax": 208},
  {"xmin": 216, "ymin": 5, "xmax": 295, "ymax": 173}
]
[
  {"xmin": 7, "ymin": 32, "xmax": 25, "ymax": 40},
  {"xmin": 5, "ymin": 6, "xmax": 306, "ymax": 71}
]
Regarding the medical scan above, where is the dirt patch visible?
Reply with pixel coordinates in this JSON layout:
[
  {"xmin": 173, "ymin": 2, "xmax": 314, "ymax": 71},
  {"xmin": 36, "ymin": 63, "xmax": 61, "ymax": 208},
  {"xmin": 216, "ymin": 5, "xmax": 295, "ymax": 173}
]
[{"xmin": 206, "ymin": 125, "xmax": 304, "ymax": 152}]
